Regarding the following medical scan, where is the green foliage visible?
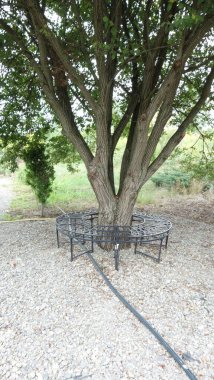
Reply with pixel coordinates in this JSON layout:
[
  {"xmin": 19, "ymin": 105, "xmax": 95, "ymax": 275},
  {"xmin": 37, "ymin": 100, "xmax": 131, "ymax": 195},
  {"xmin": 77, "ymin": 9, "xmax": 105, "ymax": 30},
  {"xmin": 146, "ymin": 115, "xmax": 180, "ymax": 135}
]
[
  {"xmin": 180, "ymin": 149, "xmax": 214, "ymax": 188},
  {"xmin": 47, "ymin": 134, "xmax": 81, "ymax": 172},
  {"xmin": 0, "ymin": 140, "xmax": 24, "ymax": 172},
  {"xmin": 0, "ymin": 130, "xmax": 56, "ymax": 206},
  {"xmin": 22, "ymin": 141, "xmax": 55, "ymax": 206},
  {"xmin": 151, "ymin": 170, "xmax": 192, "ymax": 189},
  {"xmin": 0, "ymin": 147, "xmax": 11, "ymax": 174},
  {"xmin": 1, "ymin": 0, "xmax": 213, "ymax": 140},
  {"xmin": 151, "ymin": 129, "xmax": 214, "ymax": 191},
  {"xmin": 169, "ymin": 130, "xmax": 214, "ymax": 188}
]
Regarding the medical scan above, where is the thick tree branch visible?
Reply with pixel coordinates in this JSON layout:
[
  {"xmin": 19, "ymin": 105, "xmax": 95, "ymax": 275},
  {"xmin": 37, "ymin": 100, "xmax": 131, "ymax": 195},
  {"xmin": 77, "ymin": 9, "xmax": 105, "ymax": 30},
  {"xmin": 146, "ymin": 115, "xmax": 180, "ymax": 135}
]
[
  {"xmin": 93, "ymin": 0, "xmax": 107, "ymax": 84},
  {"xmin": 152, "ymin": 3, "xmax": 178, "ymax": 87},
  {"xmin": 103, "ymin": 1, "xmax": 122, "ymax": 134},
  {"xmin": 106, "ymin": 1, "xmax": 122, "ymax": 72},
  {"xmin": 144, "ymin": 13, "xmax": 214, "ymax": 125},
  {"xmin": 122, "ymin": 1, "xmax": 140, "ymax": 89},
  {"xmin": 123, "ymin": 66, "xmax": 184, "ymax": 179},
  {"xmin": 118, "ymin": 102, "xmax": 140, "ymax": 195},
  {"xmin": 92, "ymin": 1, "xmax": 123, "ymax": 192},
  {"xmin": 127, "ymin": 4, "xmax": 177, "ymax": 159},
  {"xmin": 24, "ymin": 0, "xmax": 98, "ymax": 115},
  {"xmin": 112, "ymin": 94, "xmax": 139, "ymax": 151},
  {"xmin": 138, "ymin": 0, "xmax": 177, "ymax": 114},
  {"xmin": 123, "ymin": 0, "xmax": 141, "ymax": 50},
  {"xmin": 143, "ymin": 75, "xmax": 182, "ymax": 167},
  {"xmin": 185, "ymin": 56, "xmax": 214, "ymax": 73},
  {"xmin": 144, "ymin": 67, "xmax": 214, "ymax": 183},
  {"xmin": 183, "ymin": 14, "xmax": 214, "ymax": 61},
  {"xmin": 0, "ymin": 18, "xmax": 93, "ymax": 167},
  {"xmin": 125, "ymin": 12, "xmax": 214, "ymax": 193},
  {"xmin": 29, "ymin": 11, "xmax": 54, "ymax": 92},
  {"xmin": 143, "ymin": 0, "xmax": 152, "ymax": 51}
]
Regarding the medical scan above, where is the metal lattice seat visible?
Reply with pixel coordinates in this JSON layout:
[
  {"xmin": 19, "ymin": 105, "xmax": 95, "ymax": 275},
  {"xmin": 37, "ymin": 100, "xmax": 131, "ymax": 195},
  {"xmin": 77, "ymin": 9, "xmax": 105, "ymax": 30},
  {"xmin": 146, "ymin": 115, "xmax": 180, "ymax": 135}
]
[{"xmin": 56, "ymin": 210, "xmax": 172, "ymax": 270}]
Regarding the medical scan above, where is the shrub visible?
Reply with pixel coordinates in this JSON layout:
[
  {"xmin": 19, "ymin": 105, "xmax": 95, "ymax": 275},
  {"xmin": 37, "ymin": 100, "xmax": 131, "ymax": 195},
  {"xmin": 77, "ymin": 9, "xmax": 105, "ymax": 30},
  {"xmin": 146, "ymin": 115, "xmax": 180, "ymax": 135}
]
[
  {"xmin": 22, "ymin": 142, "xmax": 55, "ymax": 216},
  {"xmin": 151, "ymin": 170, "xmax": 193, "ymax": 189}
]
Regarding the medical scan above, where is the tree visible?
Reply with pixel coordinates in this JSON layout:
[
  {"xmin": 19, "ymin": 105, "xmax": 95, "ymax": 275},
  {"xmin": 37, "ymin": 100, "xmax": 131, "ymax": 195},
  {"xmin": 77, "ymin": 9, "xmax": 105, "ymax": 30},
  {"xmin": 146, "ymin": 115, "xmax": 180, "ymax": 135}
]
[
  {"xmin": 22, "ymin": 138, "xmax": 55, "ymax": 217},
  {"xmin": 0, "ymin": 130, "xmax": 55, "ymax": 216},
  {"xmin": 0, "ymin": 0, "xmax": 213, "ymax": 227}
]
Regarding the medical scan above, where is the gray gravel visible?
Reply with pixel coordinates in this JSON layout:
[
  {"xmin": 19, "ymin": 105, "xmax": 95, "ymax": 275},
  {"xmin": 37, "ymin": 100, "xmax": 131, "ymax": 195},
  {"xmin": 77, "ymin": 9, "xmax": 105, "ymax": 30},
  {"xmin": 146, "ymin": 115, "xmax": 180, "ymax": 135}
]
[{"xmin": 0, "ymin": 215, "xmax": 213, "ymax": 380}]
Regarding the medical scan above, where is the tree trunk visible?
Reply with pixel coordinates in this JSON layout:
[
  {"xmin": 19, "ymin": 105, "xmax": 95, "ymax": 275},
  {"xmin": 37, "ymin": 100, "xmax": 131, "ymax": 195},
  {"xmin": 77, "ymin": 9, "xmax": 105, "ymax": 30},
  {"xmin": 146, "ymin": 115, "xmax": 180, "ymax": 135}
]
[
  {"xmin": 41, "ymin": 203, "xmax": 45, "ymax": 217},
  {"xmin": 88, "ymin": 163, "xmax": 140, "ymax": 250},
  {"xmin": 88, "ymin": 164, "xmax": 117, "ymax": 226},
  {"xmin": 88, "ymin": 163, "xmax": 139, "ymax": 225}
]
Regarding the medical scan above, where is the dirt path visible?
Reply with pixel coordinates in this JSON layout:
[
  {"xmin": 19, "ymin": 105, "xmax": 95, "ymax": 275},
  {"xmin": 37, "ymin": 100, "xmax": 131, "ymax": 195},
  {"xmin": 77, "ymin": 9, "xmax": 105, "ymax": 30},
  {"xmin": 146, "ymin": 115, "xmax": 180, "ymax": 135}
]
[
  {"xmin": 142, "ymin": 193, "xmax": 214, "ymax": 225},
  {"xmin": 0, "ymin": 175, "xmax": 14, "ymax": 219}
]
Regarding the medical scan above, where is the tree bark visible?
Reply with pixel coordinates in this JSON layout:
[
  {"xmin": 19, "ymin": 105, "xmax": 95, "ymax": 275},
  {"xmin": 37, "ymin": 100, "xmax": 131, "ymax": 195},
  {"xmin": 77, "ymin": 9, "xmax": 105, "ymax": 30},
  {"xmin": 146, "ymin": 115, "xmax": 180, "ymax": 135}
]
[{"xmin": 88, "ymin": 162, "xmax": 139, "ymax": 227}]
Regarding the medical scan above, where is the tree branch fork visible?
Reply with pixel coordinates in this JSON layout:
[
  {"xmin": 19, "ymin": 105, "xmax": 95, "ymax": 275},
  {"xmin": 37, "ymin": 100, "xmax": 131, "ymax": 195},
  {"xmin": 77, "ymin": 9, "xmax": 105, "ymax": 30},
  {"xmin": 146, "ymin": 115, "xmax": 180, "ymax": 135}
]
[{"xmin": 0, "ymin": 1, "xmax": 213, "ymax": 224}]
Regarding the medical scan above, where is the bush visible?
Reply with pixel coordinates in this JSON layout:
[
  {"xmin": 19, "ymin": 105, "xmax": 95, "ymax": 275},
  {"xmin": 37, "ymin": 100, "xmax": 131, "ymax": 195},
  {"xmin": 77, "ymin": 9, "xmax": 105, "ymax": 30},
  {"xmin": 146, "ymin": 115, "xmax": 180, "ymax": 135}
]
[
  {"xmin": 151, "ymin": 170, "xmax": 192, "ymax": 189},
  {"xmin": 22, "ymin": 142, "xmax": 55, "ymax": 215}
]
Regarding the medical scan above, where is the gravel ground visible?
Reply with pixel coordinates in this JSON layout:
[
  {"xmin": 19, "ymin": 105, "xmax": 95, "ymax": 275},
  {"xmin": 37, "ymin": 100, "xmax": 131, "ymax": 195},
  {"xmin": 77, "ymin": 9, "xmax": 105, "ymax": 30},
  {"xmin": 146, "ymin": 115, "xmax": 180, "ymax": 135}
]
[{"xmin": 0, "ymin": 215, "xmax": 213, "ymax": 380}]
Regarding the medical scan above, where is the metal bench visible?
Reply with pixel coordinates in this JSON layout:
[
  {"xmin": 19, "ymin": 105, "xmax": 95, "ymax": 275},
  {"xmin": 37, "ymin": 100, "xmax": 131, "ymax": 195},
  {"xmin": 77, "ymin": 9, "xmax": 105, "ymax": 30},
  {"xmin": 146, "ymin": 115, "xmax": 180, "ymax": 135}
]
[{"xmin": 56, "ymin": 210, "xmax": 172, "ymax": 270}]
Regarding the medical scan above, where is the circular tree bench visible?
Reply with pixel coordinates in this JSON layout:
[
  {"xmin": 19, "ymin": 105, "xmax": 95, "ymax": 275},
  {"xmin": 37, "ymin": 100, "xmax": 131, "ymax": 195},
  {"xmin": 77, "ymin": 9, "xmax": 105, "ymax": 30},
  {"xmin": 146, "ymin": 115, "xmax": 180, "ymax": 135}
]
[{"xmin": 56, "ymin": 210, "xmax": 172, "ymax": 270}]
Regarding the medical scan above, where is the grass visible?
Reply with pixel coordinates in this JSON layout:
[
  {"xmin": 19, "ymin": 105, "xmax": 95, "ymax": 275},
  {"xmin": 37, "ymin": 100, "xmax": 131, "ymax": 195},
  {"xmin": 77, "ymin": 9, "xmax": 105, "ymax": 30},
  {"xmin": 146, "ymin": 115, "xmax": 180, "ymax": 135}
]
[
  {"xmin": 0, "ymin": 213, "xmax": 17, "ymax": 222},
  {"xmin": 11, "ymin": 175, "xmax": 39, "ymax": 210},
  {"xmin": 8, "ymin": 131, "xmax": 212, "ymax": 215},
  {"xmin": 137, "ymin": 182, "xmax": 170, "ymax": 205},
  {"xmin": 10, "ymin": 162, "xmax": 171, "ymax": 214},
  {"xmin": 48, "ymin": 164, "xmax": 97, "ymax": 210},
  {"xmin": 10, "ymin": 163, "xmax": 97, "ymax": 213}
]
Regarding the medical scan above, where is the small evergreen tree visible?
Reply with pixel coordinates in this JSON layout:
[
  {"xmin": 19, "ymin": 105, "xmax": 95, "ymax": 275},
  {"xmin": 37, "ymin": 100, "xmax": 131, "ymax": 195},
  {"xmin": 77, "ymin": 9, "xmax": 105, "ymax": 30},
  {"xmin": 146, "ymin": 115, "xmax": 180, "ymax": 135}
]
[{"xmin": 22, "ymin": 141, "xmax": 55, "ymax": 217}]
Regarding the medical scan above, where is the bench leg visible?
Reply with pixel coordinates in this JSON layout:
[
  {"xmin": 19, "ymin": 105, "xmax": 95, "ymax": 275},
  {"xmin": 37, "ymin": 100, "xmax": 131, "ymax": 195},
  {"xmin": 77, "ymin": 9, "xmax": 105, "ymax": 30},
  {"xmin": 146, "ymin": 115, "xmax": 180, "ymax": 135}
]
[
  {"xmin": 165, "ymin": 234, "xmax": 169, "ymax": 248},
  {"xmin": 135, "ymin": 238, "xmax": 164, "ymax": 263},
  {"xmin": 56, "ymin": 228, "xmax": 60, "ymax": 248},
  {"xmin": 114, "ymin": 244, "xmax": 120, "ymax": 271},
  {"xmin": 70, "ymin": 237, "xmax": 73, "ymax": 261},
  {"xmin": 157, "ymin": 238, "xmax": 163, "ymax": 263}
]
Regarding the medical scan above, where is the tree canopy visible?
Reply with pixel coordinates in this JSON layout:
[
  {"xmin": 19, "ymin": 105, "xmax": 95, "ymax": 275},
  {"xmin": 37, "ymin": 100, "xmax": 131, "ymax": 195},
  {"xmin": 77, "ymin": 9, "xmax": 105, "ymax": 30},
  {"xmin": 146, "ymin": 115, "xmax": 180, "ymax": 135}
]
[{"xmin": 0, "ymin": 0, "xmax": 213, "ymax": 225}]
